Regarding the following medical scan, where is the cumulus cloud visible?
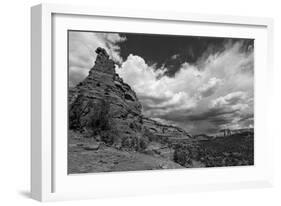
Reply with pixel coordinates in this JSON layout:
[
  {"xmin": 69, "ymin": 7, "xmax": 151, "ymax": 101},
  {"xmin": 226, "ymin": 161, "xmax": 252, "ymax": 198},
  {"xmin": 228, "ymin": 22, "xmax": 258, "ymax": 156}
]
[
  {"xmin": 116, "ymin": 40, "xmax": 254, "ymax": 134},
  {"xmin": 198, "ymin": 77, "xmax": 223, "ymax": 98},
  {"xmin": 210, "ymin": 91, "xmax": 247, "ymax": 109},
  {"xmin": 68, "ymin": 31, "xmax": 126, "ymax": 87},
  {"xmin": 116, "ymin": 55, "xmax": 202, "ymax": 117}
]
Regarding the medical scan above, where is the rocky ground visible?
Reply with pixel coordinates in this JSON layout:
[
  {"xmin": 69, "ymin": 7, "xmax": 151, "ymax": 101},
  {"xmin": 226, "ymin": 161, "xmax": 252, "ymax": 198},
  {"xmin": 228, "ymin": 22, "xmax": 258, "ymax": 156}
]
[
  {"xmin": 68, "ymin": 131, "xmax": 183, "ymax": 174},
  {"xmin": 68, "ymin": 130, "xmax": 253, "ymax": 174}
]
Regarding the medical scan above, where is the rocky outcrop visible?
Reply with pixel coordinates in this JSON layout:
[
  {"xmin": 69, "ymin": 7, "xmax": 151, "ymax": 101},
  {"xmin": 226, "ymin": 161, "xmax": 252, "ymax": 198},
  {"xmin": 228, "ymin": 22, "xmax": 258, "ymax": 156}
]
[
  {"xmin": 142, "ymin": 117, "xmax": 191, "ymax": 143},
  {"xmin": 69, "ymin": 47, "xmax": 191, "ymax": 150}
]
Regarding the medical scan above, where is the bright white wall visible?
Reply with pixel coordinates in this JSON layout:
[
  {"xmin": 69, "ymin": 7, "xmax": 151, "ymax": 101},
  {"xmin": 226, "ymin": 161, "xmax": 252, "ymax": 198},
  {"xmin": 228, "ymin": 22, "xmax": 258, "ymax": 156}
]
[{"xmin": 0, "ymin": 0, "xmax": 280, "ymax": 205}]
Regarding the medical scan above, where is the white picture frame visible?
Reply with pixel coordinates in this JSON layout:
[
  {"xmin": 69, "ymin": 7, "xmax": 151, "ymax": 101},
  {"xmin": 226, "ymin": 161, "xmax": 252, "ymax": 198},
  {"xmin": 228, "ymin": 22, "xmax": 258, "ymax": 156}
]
[{"xmin": 31, "ymin": 3, "xmax": 274, "ymax": 202}]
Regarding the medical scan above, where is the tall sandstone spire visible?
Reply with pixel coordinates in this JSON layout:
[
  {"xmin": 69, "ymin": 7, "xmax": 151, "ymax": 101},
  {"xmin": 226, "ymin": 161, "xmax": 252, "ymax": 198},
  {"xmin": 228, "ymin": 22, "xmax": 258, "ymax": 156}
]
[{"xmin": 69, "ymin": 47, "xmax": 190, "ymax": 150}]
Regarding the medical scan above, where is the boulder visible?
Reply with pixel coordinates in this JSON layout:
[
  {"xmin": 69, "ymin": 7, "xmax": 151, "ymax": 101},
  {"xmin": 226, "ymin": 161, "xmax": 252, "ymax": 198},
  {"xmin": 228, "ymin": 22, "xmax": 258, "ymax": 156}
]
[{"xmin": 83, "ymin": 143, "xmax": 100, "ymax": 151}]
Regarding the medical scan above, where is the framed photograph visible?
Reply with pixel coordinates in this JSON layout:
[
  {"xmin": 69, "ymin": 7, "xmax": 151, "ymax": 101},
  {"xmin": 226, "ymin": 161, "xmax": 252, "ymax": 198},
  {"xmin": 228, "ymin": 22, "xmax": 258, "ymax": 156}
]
[{"xmin": 31, "ymin": 3, "xmax": 274, "ymax": 201}]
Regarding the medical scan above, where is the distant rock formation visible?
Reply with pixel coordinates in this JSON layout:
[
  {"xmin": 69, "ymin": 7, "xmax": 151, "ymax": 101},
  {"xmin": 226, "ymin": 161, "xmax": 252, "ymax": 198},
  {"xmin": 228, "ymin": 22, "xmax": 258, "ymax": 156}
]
[
  {"xmin": 231, "ymin": 128, "xmax": 254, "ymax": 135},
  {"xmin": 218, "ymin": 128, "xmax": 254, "ymax": 137},
  {"xmin": 69, "ymin": 47, "xmax": 191, "ymax": 150},
  {"xmin": 193, "ymin": 134, "xmax": 212, "ymax": 141}
]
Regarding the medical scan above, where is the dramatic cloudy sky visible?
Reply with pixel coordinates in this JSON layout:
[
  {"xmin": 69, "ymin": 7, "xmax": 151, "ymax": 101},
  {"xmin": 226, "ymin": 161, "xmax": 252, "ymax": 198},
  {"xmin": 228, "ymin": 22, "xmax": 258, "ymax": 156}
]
[{"xmin": 68, "ymin": 30, "xmax": 254, "ymax": 135}]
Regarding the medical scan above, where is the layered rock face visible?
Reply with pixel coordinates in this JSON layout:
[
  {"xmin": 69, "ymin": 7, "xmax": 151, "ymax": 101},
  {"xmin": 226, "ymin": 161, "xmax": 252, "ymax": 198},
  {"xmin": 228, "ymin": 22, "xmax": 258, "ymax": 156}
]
[
  {"xmin": 69, "ymin": 47, "xmax": 190, "ymax": 150},
  {"xmin": 142, "ymin": 117, "xmax": 191, "ymax": 142}
]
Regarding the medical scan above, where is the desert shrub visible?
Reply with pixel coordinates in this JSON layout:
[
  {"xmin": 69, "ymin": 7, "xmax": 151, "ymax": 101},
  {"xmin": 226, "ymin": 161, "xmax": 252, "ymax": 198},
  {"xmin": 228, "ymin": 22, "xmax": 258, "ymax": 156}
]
[
  {"xmin": 120, "ymin": 135, "xmax": 147, "ymax": 151},
  {"xmin": 139, "ymin": 138, "xmax": 148, "ymax": 151},
  {"xmin": 129, "ymin": 122, "xmax": 135, "ymax": 130},
  {"xmin": 83, "ymin": 99, "xmax": 121, "ymax": 146},
  {"xmin": 100, "ymin": 130, "xmax": 115, "ymax": 145},
  {"xmin": 121, "ymin": 137, "xmax": 134, "ymax": 149},
  {"xmin": 173, "ymin": 147, "xmax": 191, "ymax": 166},
  {"xmin": 87, "ymin": 99, "xmax": 110, "ymax": 136}
]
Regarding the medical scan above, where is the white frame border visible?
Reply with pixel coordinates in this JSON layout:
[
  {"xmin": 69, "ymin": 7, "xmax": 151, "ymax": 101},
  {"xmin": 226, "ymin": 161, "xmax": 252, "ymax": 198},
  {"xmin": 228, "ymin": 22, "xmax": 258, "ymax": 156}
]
[{"xmin": 31, "ymin": 3, "xmax": 274, "ymax": 202}]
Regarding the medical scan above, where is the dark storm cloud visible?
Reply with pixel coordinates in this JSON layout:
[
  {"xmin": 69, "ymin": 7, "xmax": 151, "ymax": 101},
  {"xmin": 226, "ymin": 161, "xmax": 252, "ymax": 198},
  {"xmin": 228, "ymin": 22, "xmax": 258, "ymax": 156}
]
[
  {"xmin": 188, "ymin": 108, "xmax": 239, "ymax": 122},
  {"xmin": 155, "ymin": 107, "xmax": 238, "ymax": 124},
  {"xmin": 153, "ymin": 106, "xmax": 249, "ymax": 135},
  {"xmin": 153, "ymin": 113, "xmax": 234, "ymax": 135},
  {"xmin": 240, "ymin": 118, "xmax": 254, "ymax": 128},
  {"xmin": 139, "ymin": 95, "xmax": 170, "ymax": 106},
  {"xmin": 147, "ymin": 88, "xmax": 253, "ymax": 135},
  {"xmin": 118, "ymin": 34, "xmax": 253, "ymax": 77},
  {"xmin": 238, "ymin": 113, "xmax": 254, "ymax": 123}
]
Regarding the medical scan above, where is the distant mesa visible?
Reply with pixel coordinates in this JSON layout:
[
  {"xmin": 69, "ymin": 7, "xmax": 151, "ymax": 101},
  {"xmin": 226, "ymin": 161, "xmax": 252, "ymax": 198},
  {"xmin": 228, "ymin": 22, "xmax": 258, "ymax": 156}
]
[
  {"xmin": 218, "ymin": 128, "xmax": 254, "ymax": 137},
  {"xmin": 193, "ymin": 134, "xmax": 212, "ymax": 141}
]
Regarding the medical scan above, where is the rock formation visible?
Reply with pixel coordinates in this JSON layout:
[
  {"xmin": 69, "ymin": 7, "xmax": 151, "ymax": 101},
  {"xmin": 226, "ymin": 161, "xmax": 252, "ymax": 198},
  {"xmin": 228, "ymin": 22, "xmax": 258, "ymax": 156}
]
[{"xmin": 69, "ymin": 47, "xmax": 191, "ymax": 150}]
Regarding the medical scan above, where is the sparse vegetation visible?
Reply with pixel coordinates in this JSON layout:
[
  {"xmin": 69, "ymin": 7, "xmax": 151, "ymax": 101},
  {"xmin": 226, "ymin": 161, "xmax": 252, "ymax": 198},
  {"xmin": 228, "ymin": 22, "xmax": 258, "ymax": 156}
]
[
  {"xmin": 86, "ymin": 99, "xmax": 110, "ymax": 135},
  {"xmin": 173, "ymin": 146, "xmax": 191, "ymax": 166},
  {"xmin": 172, "ymin": 132, "xmax": 254, "ymax": 167}
]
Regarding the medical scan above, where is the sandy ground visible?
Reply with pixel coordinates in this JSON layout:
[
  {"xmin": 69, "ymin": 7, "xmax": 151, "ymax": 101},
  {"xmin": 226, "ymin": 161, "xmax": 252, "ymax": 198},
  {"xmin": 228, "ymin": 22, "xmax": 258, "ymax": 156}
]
[{"xmin": 68, "ymin": 136, "xmax": 183, "ymax": 174}]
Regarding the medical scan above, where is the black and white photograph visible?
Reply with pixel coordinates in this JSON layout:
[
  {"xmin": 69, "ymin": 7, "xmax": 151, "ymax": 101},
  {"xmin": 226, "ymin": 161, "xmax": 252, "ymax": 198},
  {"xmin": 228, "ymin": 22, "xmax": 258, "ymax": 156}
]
[{"xmin": 68, "ymin": 31, "xmax": 254, "ymax": 174}]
